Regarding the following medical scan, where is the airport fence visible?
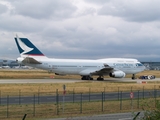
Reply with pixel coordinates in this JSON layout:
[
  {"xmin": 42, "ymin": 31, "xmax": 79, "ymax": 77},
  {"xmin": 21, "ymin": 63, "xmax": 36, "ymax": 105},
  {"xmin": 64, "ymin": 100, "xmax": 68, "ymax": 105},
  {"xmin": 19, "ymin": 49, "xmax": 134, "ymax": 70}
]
[{"xmin": 0, "ymin": 86, "xmax": 160, "ymax": 119}]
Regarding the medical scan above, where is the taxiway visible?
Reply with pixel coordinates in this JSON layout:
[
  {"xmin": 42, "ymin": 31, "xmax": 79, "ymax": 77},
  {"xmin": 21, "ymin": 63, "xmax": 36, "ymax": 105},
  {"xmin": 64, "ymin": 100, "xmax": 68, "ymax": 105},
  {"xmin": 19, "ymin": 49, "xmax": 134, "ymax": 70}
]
[{"xmin": 0, "ymin": 78, "xmax": 160, "ymax": 84}]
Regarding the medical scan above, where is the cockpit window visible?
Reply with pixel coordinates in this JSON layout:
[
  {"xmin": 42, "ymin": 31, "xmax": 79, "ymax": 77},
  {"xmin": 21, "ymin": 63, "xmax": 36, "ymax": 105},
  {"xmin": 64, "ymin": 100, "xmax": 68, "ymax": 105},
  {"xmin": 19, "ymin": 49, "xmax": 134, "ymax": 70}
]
[
  {"xmin": 104, "ymin": 63, "xmax": 109, "ymax": 67},
  {"xmin": 136, "ymin": 63, "xmax": 143, "ymax": 66}
]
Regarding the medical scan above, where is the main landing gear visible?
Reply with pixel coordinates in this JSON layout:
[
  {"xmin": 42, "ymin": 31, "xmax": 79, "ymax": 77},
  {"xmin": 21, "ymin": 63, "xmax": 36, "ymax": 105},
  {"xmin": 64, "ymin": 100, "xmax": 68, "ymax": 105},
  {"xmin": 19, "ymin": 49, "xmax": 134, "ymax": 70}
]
[
  {"xmin": 81, "ymin": 76, "xmax": 93, "ymax": 80},
  {"xmin": 81, "ymin": 76, "xmax": 104, "ymax": 81},
  {"xmin": 97, "ymin": 76, "xmax": 104, "ymax": 81}
]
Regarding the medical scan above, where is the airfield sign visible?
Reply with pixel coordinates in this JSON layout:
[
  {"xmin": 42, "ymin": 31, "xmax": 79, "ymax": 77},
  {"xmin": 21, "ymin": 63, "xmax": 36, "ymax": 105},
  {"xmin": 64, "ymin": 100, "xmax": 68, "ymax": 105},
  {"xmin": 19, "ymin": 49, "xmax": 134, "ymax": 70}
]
[{"xmin": 130, "ymin": 92, "xmax": 134, "ymax": 99}]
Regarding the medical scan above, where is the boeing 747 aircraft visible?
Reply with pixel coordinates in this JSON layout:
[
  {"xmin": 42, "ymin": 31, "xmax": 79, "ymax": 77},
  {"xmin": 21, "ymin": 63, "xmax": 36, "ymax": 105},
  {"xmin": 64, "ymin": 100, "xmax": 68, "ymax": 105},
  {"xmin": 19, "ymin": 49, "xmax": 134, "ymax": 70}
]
[{"xmin": 14, "ymin": 33, "xmax": 145, "ymax": 80}]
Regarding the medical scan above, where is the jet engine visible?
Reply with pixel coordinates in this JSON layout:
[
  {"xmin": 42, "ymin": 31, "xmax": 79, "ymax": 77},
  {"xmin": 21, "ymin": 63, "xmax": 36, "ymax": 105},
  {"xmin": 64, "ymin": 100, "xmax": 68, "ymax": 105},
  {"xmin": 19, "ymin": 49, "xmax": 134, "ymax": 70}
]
[{"xmin": 109, "ymin": 71, "xmax": 126, "ymax": 78}]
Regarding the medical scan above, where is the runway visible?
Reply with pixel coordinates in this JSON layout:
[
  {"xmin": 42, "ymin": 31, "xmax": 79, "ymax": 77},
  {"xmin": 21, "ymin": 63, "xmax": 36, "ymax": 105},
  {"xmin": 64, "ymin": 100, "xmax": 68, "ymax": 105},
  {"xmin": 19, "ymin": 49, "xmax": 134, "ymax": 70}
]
[
  {"xmin": 0, "ymin": 78, "xmax": 160, "ymax": 84},
  {"xmin": 0, "ymin": 79, "xmax": 83, "ymax": 84}
]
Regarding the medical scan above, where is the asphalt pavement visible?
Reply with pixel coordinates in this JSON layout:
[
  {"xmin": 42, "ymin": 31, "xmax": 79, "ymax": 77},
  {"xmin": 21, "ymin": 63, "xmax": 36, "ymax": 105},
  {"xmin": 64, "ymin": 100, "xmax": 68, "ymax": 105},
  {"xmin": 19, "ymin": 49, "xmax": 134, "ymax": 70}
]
[
  {"xmin": 45, "ymin": 112, "xmax": 144, "ymax": 120},
  {"xmin": 0, "ymin": 78, "xmax": 160, "ymax": 84},
  {"xmin": 0, "ymin": 90, "xmax": 158, "ymax": 105}
]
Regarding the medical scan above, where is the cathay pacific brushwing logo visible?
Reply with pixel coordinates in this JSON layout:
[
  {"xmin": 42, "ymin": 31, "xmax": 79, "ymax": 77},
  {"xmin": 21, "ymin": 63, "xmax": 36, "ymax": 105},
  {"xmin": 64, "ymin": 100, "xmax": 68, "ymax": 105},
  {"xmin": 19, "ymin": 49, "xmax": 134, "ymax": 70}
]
[{"xmin": 16, "ymin": 34, "xmax": 33, "ymax": 55}]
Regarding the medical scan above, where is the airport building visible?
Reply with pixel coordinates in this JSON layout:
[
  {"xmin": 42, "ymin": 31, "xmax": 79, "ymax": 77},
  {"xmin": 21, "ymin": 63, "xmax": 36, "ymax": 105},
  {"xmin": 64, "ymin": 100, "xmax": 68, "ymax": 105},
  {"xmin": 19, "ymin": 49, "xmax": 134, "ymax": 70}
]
[
  {"xmin": 0, "ymin": 59, "xmax": 19, "ymax": 68},
  {"xmin": 141, "ymin": 62, "xmax": 160, "ymax": 70}
]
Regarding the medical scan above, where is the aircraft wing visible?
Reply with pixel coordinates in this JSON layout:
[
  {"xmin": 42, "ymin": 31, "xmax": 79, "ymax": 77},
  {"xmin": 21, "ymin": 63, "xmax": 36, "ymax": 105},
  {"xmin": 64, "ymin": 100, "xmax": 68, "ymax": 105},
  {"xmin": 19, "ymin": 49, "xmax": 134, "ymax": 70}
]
[
  {"xmin": 91, "ymin": 64, "xmax": 113, "ymax": 75},
  {"xmin": 22, "ymin": 57, "xmax": 42, "ymax": 64}
]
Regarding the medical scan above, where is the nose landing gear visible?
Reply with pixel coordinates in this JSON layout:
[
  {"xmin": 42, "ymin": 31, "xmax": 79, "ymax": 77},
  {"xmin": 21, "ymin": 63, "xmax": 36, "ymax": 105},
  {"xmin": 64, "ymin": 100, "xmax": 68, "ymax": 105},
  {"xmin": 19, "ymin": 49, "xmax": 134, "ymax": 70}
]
[{"xmin": 132, "ymin": 74, "xmax": 136, "ymax": 80}]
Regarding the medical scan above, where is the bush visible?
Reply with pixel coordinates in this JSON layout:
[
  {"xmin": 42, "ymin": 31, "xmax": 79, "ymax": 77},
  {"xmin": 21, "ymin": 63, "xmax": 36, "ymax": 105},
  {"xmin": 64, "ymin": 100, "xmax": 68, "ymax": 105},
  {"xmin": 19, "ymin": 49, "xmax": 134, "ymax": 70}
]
[{"xmin": 142, "ymin": 100, "xmax": 160, "ymax": 120}]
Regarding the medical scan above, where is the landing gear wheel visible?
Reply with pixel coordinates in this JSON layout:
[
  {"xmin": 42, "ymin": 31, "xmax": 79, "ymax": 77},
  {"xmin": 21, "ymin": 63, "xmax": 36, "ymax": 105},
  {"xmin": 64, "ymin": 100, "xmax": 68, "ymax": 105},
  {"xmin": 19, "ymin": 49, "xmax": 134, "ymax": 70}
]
[
  {"xmin": 132, "ymin": 74, "xmax": 136, "ymax": 80},
  {"xmin": 97, "ymin": 76, "xmax": 104, "ymax": 81},
  {"xmin": 81, "ymin": 76, "xmax": 85, "ymax": 80},
  {"xmin": 81, "ymin": 76, "xmax": 93, "ymax": 80},
  {"xmin": 90, "ymin": 77, "xmax": 93, "ymax": 80}
]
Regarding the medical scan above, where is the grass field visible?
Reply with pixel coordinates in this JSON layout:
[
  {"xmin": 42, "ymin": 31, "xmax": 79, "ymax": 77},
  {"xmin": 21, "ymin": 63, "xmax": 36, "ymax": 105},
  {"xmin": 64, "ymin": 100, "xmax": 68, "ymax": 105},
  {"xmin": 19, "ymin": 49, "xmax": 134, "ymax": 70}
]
[
  {"xmin": 0, "ymin": 70, "xmax": 160, "ymax": 96},
  {"xmin": 0, "ymin": 69, "xmax": 160, "ymax": 120},
  {"xmin": 1, "ymin": 98, "xmax": 158, "ymax": 120}
]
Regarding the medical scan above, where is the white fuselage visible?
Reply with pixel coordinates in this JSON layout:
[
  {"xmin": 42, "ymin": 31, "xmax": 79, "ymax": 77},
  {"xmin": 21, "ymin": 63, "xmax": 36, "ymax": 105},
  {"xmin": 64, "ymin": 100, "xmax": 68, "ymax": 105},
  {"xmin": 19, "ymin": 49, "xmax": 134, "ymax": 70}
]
[{"xmin": 17, "ymin": 57, "xmax": 145, "ymax": 76}]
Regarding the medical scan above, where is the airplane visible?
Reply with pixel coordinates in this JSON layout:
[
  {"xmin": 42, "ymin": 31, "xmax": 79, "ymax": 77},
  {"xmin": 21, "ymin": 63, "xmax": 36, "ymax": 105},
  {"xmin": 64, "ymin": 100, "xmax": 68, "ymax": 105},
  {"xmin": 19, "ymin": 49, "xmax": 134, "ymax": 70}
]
[{"xmin": 14, "ymin": 33, "xmax": 145, "ymax": 80}]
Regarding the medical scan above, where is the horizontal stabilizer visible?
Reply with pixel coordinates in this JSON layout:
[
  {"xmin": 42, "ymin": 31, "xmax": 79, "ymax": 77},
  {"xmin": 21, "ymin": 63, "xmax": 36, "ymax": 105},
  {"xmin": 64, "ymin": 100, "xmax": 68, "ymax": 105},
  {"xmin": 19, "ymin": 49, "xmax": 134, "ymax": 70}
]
[{"xmin": 22, "ymin": 57, "xmax": 42, "ymax": 64}]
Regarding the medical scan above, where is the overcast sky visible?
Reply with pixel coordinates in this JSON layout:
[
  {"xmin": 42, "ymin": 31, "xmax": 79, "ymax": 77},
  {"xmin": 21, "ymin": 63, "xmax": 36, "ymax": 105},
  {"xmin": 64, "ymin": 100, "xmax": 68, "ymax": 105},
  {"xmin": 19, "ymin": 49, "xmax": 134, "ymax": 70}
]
[{"xmin": 0, "ymin": 0, "xmax": 160, "ymax": 61}]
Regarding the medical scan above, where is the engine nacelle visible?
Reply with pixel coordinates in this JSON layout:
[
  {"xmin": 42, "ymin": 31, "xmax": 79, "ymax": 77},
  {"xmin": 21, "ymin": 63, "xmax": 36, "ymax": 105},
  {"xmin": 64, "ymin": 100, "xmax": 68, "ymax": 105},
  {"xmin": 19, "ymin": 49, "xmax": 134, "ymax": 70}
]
[{"xmin": 109, "ymin": 71, "xmax": 126, "ymax": 78}]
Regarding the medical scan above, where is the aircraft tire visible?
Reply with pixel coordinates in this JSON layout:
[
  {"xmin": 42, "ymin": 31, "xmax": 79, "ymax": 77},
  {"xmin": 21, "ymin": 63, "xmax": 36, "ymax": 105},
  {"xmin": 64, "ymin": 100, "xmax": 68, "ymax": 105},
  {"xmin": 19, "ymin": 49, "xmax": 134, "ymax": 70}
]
[
  {"xmin": 97, "ymin": 77, "xmax": 104, "ymax": 81},
  {"xmin": 81, "ymin": 76, "xmax": 93, "ymax": 80}
]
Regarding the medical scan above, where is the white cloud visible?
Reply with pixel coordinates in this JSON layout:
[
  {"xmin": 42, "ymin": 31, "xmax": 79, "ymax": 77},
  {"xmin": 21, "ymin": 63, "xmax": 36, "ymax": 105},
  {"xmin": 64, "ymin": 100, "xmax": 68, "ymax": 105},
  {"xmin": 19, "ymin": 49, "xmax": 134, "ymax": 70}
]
[
  {"xmin": 0, "ymin": 0, "xmax": 160, "ymax": 61},
  {"xmin": 0, "ymin": 3, "xmax": 8, "ymax": 14},
  {"xmin": 98, "ymin": 0, "xmax": 160, "ymax": 22},
  {"xmin": 11, "ymin": 0, "xmax": 77, "ymax": 19}
]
